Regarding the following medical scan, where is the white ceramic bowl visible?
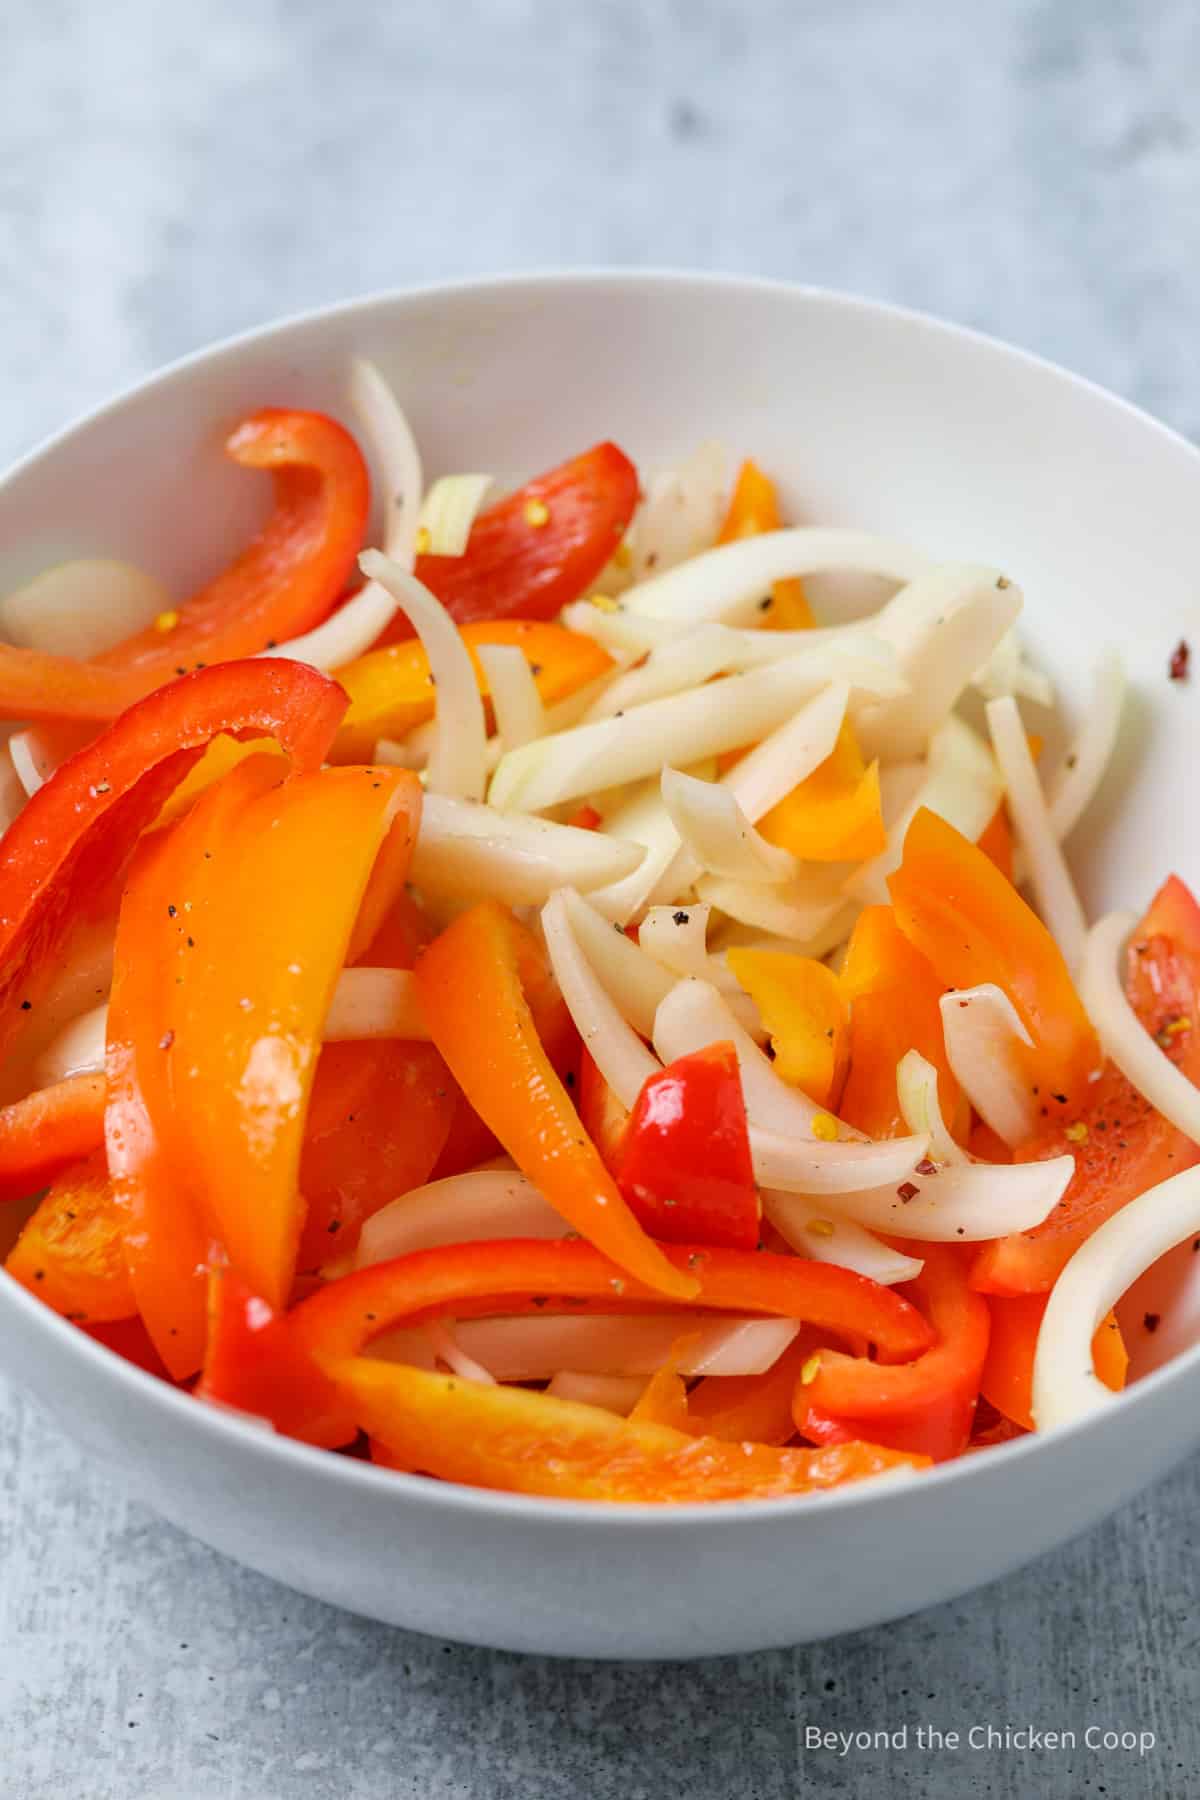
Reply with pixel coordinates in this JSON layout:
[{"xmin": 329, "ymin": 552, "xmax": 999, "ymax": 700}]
[{"xmin": 1, "ymin": 273, "xmax": 1197, "ymax": 1660}]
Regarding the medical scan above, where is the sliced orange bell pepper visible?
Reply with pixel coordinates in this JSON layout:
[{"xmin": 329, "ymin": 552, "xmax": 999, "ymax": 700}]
[
  {"xmin": 332, "ymin": 620, "xmax": 613, "ymax": 761},
  {"xmin": 413, "ymin": 901, "xmax": 689, "ymax": 1298},
  {"xmin": 685, "ymin": 1332, "xmax": 820, "ymax": 1446},
  {"xmin": 888, "ymin": 807, "xmax": 1100, "ymax": 1111},
  {"xmin": 200, "ymin": 1236, "xmax": 936, "ymax": 1446},
  {"xmin": 837, "ymin": 905, "xmax": 964, "ymax": 1141},
  {"xmin": 5, "ymin": 1150, "xmax": 135, "ymax": 1322},
  {"xmin": 972, "ymin": 876, "xmax": 1200, "ymax": 1294},
  {"xmin": 717, "ymin": 458, "xmax": 814, "ymax": 630},
  {"xmin": 0, "ymin": 410, "xmax": 369, "ymax": 721},
  {"xmin": 796, "ymin": 1244, "xmax": 990, "ymax": 1463},
  {"xmin": 134, "ymin": 756, "xmax": 422, "ymax": 1313},
  {"xmin": 328, "ymin": 1354, "xmax": 928, "ymax": 1502},
  {"xmin": 976, "ymin": 803, "xmax": 1014, "ymax": 881},
  {"xmin": 0, "ymin": 658, "xmax": 346, "ymax": 1069},
  {"xmin": 981, "ymin": 1293, "xmax": 1127, "ymax": 1432},
  {"xmin": 726, "ymin": 948, "xmax": 849, "ymax": 1108},
  {"xmin": 628, "ymin": 1353, "xmax": 692, "ymax": 1432},
  {"xmin": 756, "ymin": 721, "xmax": 887, "ymax": 862},
  {"xmin": 0, "ymin": 1073, "xmax": 107, "ymax": 1203}
]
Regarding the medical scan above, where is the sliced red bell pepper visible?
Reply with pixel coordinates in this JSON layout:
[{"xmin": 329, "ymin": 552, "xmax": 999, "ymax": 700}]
[
  {"xmin": 374, "ymin": 442, "xmax": 638, "ymax": 641},
  {"xmin": 796, "ymin": 1244, "xmax": 990, "ymax": 1463},
  {"xmin": 325, "ymin": 1354, "xmax": 927, "ymax": 1503},
  {"xmin": 0, "ymin": 409, "xmax": 369, "ymax": 721},
  {"xmin": 80, "ymin": 1314, "xmax": 172, "ymax": 1380},
  {"xmin": 199, "ymin": 1237, "xmax": 936, "ymax": 1446},
  {"xmin": 123, "ymin": 754, "xmax": 421, "ymax": 1314},
  {"xmin": 0, "ymin": 1072, "xmax": 107, "ymax": 1202},
  {"xmin": 613, "ymin": 1042, "xmax": 760, "ymax": 1250},
  {"xmin": 980, "ymin": 1292, "xmax": 1127, "ymax": 1431},
  {"xmin": 889, "ymin": 807, "xmax": 1101, "ymax": 1112},
  {"xmin": 413, "ymin": 901, "xmax": 685, "ymax": 1296},
  {"xmin": 972, "ymin": 875, "xmax": 1200, "ymax": 1294},
  {"xmin": 838, "ymin": 905, "xmax": 964, "ymax": 1141},
  {"xmin": 5, "ymin": 1150, "xmax": 135, "ymax": 1322},
  {"xmin": 578, "ymin": 1046, "xmax": 631, "ymax": 1167},
  {"xmin": 0, "ymin": 659, "xmax": 347, "ymax": 1071}
]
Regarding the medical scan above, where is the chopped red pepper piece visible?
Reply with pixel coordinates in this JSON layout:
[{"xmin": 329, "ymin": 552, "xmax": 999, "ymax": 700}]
[
  {"xmin": 614, "ymin": 1042, "xmax": 760, "ymax": 1250},
  {"xmin": 0, "ymin": 1072, "xmax": 106, "ymax": 1202},
  {"xmin": 0, "ymin": 409, "xmax": 369, "ymax": 721},
  {"xmin": 796, "ymin": 1244, "xmax": 990, "ymax": 1463},
  {"xmin": 375, "ymin": 442, "xmax": 638, "ymax": 640}
]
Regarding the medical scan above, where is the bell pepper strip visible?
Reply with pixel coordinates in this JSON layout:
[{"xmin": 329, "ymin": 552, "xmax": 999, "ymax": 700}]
[
  {"xmin": 343, "ymin": 792, "xmax": 423, "ymax": 967},
  {"xmin": 726, "ymin": 949, "xmax": 849, "ymax": 1109},
  {"xmin": 686, "ymin": 1332, "xmax": 822, "ymax": 1446},
  {"xmin": 837, "ymin": 906, "xmax": 964, "ymax": 1142},
  {"xmin": 888, "ymin": 807, "xmax": 1101, "ymax": 1111},
  {"xmin": 612, "ymin": 1043, "xmax": 760, "ymax": 1251},
  {"xmin": 717, "ymin": 458, "xmax": 814, "ymax": 630},
  {"xmin": 373, "ymin": 442, "xmax": 639, "ymax": 643},
  {"xmin": 755, "ymin": 721, "xmax": 887, "ymax": 862},
  {"xmin": 981, "ymin": 1292, "xmax": 1127, "ymax": 1432},
  {"xmin": 976, "ymin": 802, "xmax": 1014, "ymax": 881},
  {"xmin": 4, "ymin": 1150, "xmax": 135, "ymax": 1322},
  {"xmin": 0, "ymin": 659, "xmax": 347, "ymax": 1069},
  {"xmin": 577, "ymin": 1047, "xmax": 631, "ymax": 1168},
  {"xmin": 133, "ymin": 756, "xmax": 423, "ymax": 1311},
  {"xmin": 323, "ymin": 1354, "xmax": 927, "ymax": 1502},
  {"xmin": 972, "ymin": 877, "xmax": 1200, "ymax": 1295},
  {"xmin": 200, "ymin": 1237, "xmax": 936, "ymax": 1446},
  {"xmin": 628, "ymin": 1349, "xmax": 693, "ymax": 1431},
  {"xmin": 154, "ymin": 733, "xmax": 285, "ymax": 829},
  {"xmin": 296, "ymin": 1042, "xmax": 456, "ymax": 1272},
  {"xmin": 81, "ymin": 1314, "xmax": 172, "ymax": 1380},
  {"xmin": 796, "ymin": 1245, "xmax": 990, "ymax": 1464},
  {"xmin": 0, "ymin": 410, "xmax": 369, "ymax": 721},
  {"xmin": 412, "ymin": 901, "xmax": 688, "ymax": 1296},
  {"xmin": 332, "ymin": 621, "xmax": 613, "ymax": 762},
  {"xmin": 356, "ymin": 888, "xmax": 436, "ymax": 971},
  {"xmin": 566, "ymin": 803, "xmax": 603, "ymax": 832},
  {"xmin": 0, "ymin": 1072, "xmax": 106, "ymax": 1203}
]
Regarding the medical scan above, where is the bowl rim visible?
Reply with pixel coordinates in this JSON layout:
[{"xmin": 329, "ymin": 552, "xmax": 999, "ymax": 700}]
[{"xmin": 4, "ymin": 264, "xmax": 1200, "ymax": 1528}]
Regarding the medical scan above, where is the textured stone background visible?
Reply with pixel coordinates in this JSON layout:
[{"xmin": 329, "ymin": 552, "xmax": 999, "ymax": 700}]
[{"xmin": 3, "ymin": 2, "xmax": 1200, "ymax": 1795}]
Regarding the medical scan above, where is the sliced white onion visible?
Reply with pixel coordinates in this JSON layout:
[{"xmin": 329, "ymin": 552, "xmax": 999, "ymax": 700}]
[
  {"xmin": 487, "ymin": 647, "xmax": 905, "ymax": 814},
  {"xmin": 545, "ymin": 1373, "xmax": 646, "ymax": 1413},
  {"xmin": 940, "ymin": 984, "xmax": 1037, "ymax": 1146},
  {"xmin": 0, "ymin": 558, "xmax": 171, "ymax": 659},
  {"xmin": 557, "ymin": 888, "xmax": 675, "ymax": 1038},
  {"xmin": 638, "ymin": 904, "xmax": 764, "ymax": 1039},
  {"xmin": 972, "ymin": 626, "xmax": 1055, "ymax": 708},
  {"xmin": 762, "ymin": 1192, "xmax": 924, "ymax": 1285},
  {"xmin": 582, "ymin": 784, "xmax": 686, "ymax": 925},
  {"xmin": 31, "ymin": 1002, "xmax": 108, "ymax": 1085},
  {"xmin": 582, "ymin": 623, "xmax": 739, "ymax": 719},
  {"xmin": 322, "ymin": 968, "xmax": 427, "ymax": 1041},
  {"xmin": 7, "ymin": 730, "xmax": 55, "ymax": 798},
  {"xmin": 623, "ymin": 528, "xmax": 928, "ymax": 627},
  {"xmin": 358, "ymin": 551, "xmax": 488, "ymax": 800},
  {"xmin": 374, "ymin": 1313, "xmax": 799, "ymax": 1382},
  {"xmin": 896, "ymin": 1050, "xmax": 968, "ymax": 1166},
  {"xmin": 627, "ymin": 441, "xmax": 727, "ymax": 582},
  {"xmin": 846, "ymin": 715, "xmax": 1002, "ymax": 907},
  {"xmin": 1080, "ymin": 911, "xmax": 1200, "ymax": 1145},
  {"xmin": 720, "ymin": 680, "xmax": 851, "ymax": 824},
  {"xmin": 748, "ymin": 1124, "xmax": 931, "ymax": 1196},
  {"xmin": 697, "ymin": 874, "xmax": 853, "ymax": 952},
  {"xmin": 541, "ymin": 889, "xmax": 660, "ymax": 1107},
  {"xmin": 1033, "ymin": 1165, "xmax": 1200, "ymax": 1431},
  {"xmin": 267, "ymin": 362, "xmax": 423, "ymax": 670},
  {"xmin": 987, "ymin": 694, "xmax": 1087, "ymax": 969},
  {"xmin": 416, "ymin": 473, "xmax": 493, "ymax": 557},
  {"xmin": 476, "ymin": 644, "xmax": 546, "ymax": 752},
  {"xmin": 412, "ymin": 794, "xmax": 643, "ymax": 907},
  {"xmin": 1044, "ymin": 649, "xmax": 1126, "ymax": 843},
  {"xmin": 854, "ymin": 566, "xmax": 1022, "ymax": 762},
  {"xmin": 820, "ymin": 1153, "xmax": 1074, "ymax": 1242},
  {"xmin": 423, "ymin": 1320, "xmax": 497, "ymax": 1386},
  {"xmin": 355, "ymin": 1169, "xmax": 570, "ymax": 1268},
  {"xmin": 660, "ymin": 767, "xmax": 795, "ymax": 884}
]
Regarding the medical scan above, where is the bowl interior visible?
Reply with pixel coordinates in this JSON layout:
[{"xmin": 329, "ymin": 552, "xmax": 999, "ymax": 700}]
[{"xmin": 1, "ymin": 272, "xmax": 1197, "ymax": 1416}]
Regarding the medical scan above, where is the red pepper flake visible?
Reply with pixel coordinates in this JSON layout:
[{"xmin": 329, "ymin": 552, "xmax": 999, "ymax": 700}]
[
  {"xmin": 1169, "ymin": 639, "xmax": 1190, "ymax": 681},
  {"xmin": 1144, "ymin": 1311, "xmax": 1161, "ymax": 1333},
  {"xmin": 896, "ymin": 1182, "xmax": 920, "ymax": 1202},
  {"xmin": 914, "ymin": 1158, "xmax": 938, "ymax": 1176}
]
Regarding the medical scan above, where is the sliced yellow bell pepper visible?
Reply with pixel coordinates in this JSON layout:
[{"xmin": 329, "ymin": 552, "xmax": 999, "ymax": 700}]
[
  {"xmin": 717, "ymin": 458, "xmax": 813, "ymax": 629},
  {"xmin": 726, "ymin": 946, "xmax": 849, "ymax": 1108},
  {"xmin": 757, "ymin": 720, "xmax": 887, "ymax": 862}
]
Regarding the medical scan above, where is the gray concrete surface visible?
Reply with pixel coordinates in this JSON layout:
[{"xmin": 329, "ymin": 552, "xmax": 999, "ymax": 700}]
[{"xmin": 3, "ymin": 1, "xmax": 1200, "ymax": 1794}]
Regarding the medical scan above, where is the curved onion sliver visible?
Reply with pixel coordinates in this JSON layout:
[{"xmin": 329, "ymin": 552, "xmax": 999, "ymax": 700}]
[
  {"xmin": 987, "ymin": 694, "xmax": 1087, "ymax": 971},
  {"xmin": 373, "ymin": 1314, "xmax": 800, "ymax": 1382},
  {"xmin": 1045, "ymin": 650, "xmax": 1126, "ymax": 843},
  {"xmin": 558, "ymin": 889, "xmax": 674, "ymax": 1039},
  {"xmin": 661, "ymin": 767, "xmax": 795, "ymax": 884},
  {"xmin": 815, "ymin": 1154, "xmax": 1074, "ymax": 1242},
  {"xmin": 939, "ymin": 984, "xmax": 1037, "ymax": 1147},
  {"xmin": 541, "ymin": 889, "xmax": 659, "ymax": 1107},
  {"xmin": 1080, "ymin": 911, "xmax": 1200, "ymax": 1145},
  {"xmin": 762, "ymin": 1191, "xmax": 924, "ymax": 1285},
  {"xmin": 895, "ymin": 1049, "xmax": 969, "ymax": 1166},
  {"xmin": 355, "ymin": 1169, "xmax": 569, "ymax": 1268},
  {"xmin": 0, "ymin": 558, "xmax": 171, "ymax": 659},
  {"xmin": 412, "ymin": 794, "xmax": 643, "ymax": 907},
  {"xmin": 476, "ymin": 644, "xmax": 545, "ymax": 752}
]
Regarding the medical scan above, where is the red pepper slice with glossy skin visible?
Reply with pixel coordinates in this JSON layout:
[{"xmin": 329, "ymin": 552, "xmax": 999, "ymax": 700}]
[
  {"xmin": 198, "ymin": 1237, "xmax": 936, "ymax": 1447},
  {"xmin": 0, "ymin": 1072, "xmax": 107, "ymax": 1202},
  {"xmin": 324, "ymin": 1355, "xmax": 928, "ymax": 1503},
  {"xmin": 796, "ymin": 1244, "xmax": 990, "ymax": 1464},
  {"xmin": 0, "ymin": 409, "xmax": 369, "ymax": 721},
  {"xmin": 413, "ymin": 901, "xmax": 684, "ymax": 1298},
  {"xmin": 374, "ymin": 442, "xmax": 638, "ymax": 641},
  {"xmin": 972, "ymin": 876, "xmax": 1200, "ymax": 1295},
  {"xmin": 613, "ymin": 1043, "xmax": 760, "ymax": 1251},
  {"xmin": 0, "ymin": 659, "xmax": 347, "ymax": 1070}
]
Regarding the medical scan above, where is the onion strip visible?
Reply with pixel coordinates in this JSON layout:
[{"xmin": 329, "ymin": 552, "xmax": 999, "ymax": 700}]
[
  {"xmin": 356, "ymin": 1170, "xmax": 570, "ymax": 1268},
  {"xmin": 541, "ymin": 889, "xmax": 660, "ymax": 1107},
  {"xmin": 1080, "ymin": 911, "xmax": 1200, "ymax": 1145},
  {"xmin": 816, "ymin": 1154, "xmax": 1074, "ymax": 1242},
  {"xmin": 476, "ymin": 645, "xmax": 546, "ymax": 752},
  {"xmin": 762, "ymin": 1192, "xmax": 924, "ymax": 1285},
  {"xmin": 987, "ymin": 694, "xmax": 1087, "ymax": 970},
  {"xmin": 939, "ymin": 984, "xmax": 1037, "ymax": 1147}
]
